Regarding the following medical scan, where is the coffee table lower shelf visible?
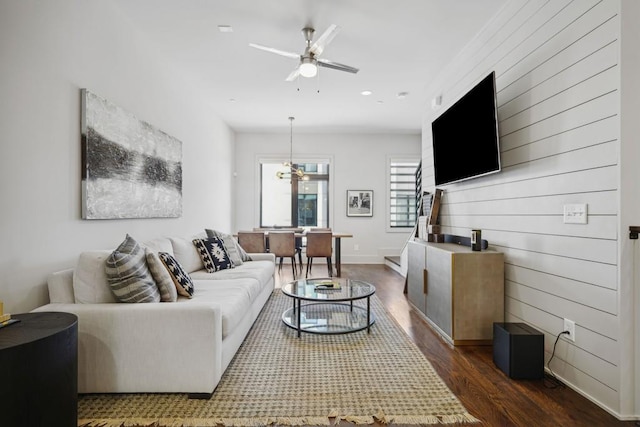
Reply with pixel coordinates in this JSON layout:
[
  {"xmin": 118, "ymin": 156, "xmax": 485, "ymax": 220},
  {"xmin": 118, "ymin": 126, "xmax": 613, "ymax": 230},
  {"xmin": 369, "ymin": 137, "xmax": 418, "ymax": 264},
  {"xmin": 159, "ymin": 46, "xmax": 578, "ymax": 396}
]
[{"xmin": 282, "ymin": 302, "xmax": 375, "ymax": 336}]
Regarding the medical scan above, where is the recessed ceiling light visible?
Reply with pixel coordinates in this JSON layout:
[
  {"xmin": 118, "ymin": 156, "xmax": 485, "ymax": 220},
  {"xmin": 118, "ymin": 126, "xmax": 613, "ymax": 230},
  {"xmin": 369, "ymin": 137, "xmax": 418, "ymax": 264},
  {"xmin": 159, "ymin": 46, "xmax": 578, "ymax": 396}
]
[
  {"xmin": 229, "ymin": 98, "xmax": 236, "ymax": 102},
  {"xmin": 361, "ymin": 90, "xmax": 372, "ymax": 96},
  {"xmin": 218, "ymin": 25, "xmax": 233, "ymax": 33},
  {"xmin": 377, "ymin": 100, "xmax": 384, "ymax": 104},
  {"xmin": 396, "ymin": 91, "xmax": 409, "ymax": 99}
]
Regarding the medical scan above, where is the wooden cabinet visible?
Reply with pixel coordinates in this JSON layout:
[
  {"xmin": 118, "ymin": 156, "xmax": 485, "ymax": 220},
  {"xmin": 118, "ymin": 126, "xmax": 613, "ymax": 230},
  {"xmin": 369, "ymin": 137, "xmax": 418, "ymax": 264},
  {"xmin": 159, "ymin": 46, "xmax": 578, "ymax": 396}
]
[{"xmin": 407, "ymin": 239, "xmax": 504, "ymax": 345}]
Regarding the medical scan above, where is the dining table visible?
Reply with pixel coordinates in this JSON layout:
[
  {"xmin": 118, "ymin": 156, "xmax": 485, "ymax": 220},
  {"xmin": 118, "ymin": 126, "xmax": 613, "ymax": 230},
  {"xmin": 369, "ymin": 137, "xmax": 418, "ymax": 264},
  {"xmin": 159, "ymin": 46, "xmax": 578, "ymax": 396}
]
[{"xmin": 240, "ymin": 229, "xmax": 353, "ymax": 277}]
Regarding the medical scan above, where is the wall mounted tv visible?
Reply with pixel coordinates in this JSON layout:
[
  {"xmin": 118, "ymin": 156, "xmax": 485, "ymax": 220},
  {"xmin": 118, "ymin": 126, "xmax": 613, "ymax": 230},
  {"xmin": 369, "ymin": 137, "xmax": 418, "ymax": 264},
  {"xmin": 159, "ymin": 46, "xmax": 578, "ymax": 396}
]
[{"xmin": 431, "ymin": 71, "xmax": 501, "ymax": 186}]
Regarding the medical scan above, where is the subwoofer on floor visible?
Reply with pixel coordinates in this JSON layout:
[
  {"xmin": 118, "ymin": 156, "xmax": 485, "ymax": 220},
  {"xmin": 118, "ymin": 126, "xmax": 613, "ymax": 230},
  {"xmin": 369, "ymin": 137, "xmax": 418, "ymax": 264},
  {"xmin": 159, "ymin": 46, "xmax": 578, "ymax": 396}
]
[{"xmin": 493, "ymin": 322, "xmax": 544, "ymax": 380}]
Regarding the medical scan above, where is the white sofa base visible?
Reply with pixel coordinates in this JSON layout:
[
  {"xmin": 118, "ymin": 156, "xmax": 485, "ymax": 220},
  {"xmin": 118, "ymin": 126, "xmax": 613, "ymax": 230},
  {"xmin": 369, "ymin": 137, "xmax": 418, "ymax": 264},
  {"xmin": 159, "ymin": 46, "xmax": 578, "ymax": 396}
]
[{"xmin": 33, "ymin": 242, "xmax": 276, "ymax": 397}]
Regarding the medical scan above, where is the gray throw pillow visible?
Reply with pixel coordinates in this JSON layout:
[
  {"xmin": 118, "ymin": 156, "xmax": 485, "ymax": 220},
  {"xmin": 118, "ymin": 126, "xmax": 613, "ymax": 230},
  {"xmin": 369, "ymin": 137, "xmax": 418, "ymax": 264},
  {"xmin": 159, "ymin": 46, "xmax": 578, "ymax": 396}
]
[{"xmin": 105, "ymin": 234, "xmax": 160, "ymax": 303}]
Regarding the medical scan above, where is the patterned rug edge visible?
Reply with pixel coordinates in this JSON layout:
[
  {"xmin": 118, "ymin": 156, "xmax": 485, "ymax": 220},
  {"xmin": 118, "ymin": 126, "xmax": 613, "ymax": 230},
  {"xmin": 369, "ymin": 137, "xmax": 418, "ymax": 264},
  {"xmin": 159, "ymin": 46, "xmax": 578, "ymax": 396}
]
[
  {"xmin": 79, "ymin": 411, "xmax": 481, "ymax": 426},
  {"xmin": 77, "ymin": 291, "xmax": 482, "ymax": 427}
]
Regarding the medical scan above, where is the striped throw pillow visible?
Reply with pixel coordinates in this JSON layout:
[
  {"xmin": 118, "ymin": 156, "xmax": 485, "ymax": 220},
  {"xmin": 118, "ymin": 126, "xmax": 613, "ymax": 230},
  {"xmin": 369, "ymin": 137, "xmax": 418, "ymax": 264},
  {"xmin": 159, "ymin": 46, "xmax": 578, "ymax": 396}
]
[{"xmin": 105, "ymin": 234, "xmax": 160, "ymax": 303}]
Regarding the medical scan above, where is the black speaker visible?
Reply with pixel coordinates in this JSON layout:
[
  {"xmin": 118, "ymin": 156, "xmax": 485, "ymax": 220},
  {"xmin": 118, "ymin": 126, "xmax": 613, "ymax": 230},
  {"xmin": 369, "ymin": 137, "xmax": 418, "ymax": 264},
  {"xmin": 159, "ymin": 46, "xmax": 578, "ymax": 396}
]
[{"xmin": 493, "ymin": 322, "xmax": 544, "ymax": 379}]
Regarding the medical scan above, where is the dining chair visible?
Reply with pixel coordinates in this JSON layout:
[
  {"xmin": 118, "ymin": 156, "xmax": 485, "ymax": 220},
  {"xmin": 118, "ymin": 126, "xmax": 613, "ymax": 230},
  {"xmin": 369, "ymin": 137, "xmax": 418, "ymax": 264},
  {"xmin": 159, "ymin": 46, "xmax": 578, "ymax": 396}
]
[
  {"xmin": 236, "ymin": 231, "xmax": 266, "ymax": 254},
  {"xmin": 267, "ymin": 231, "xmax": 297, "ymax": 278},
  {"xmin": 305, "ymin": 231, "xmax": 333, "ymax": 278}
]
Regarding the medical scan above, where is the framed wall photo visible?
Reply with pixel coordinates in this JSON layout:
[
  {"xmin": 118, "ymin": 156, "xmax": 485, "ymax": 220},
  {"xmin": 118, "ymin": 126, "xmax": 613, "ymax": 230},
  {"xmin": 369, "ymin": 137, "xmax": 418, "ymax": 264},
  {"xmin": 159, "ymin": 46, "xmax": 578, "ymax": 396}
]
[{"xmin": 347, "ymin": 190, "xmax": 373, "ymax": 217}]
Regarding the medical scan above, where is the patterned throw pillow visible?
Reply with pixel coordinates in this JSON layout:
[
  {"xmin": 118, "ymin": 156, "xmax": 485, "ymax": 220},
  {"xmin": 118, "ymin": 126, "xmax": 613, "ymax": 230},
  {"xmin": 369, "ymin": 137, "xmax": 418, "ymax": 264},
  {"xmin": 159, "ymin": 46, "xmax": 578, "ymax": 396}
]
[
  {"xmin": 193, "ymin": 237, "xmax": 233, "ymax": 273},
  {"xmin": 205, "ymin": 229, "xmax": 250, "ymax": 264},
  {"xmin": 146, "ymin": 249, "xmax": 178, "ymax": 302},
  {"xmin": 158, "ymin": 252, "xmax": 194, "ymax": 298},
  {"xmin": 105, "ymin": 234, "xmax": 160, "ymax": 303}
]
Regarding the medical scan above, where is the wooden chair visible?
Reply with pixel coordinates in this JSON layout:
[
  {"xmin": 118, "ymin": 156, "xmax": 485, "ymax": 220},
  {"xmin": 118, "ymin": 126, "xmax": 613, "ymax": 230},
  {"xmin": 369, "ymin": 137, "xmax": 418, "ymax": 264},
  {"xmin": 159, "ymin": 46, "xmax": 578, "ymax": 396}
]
[
  {"xmin": 256, "ymin": 227, "xmax": 304, "ymax": 271},
  {"xmin": 268, "ymin": 231, "xmax": 297, "ymax": 278},
  {"xmin": 305, "ymin": 231, "xmax": 333, "ymax": 278},
  {"xmin": 236, "ymin": 231, "xmax": 266, "ymax": 253}
]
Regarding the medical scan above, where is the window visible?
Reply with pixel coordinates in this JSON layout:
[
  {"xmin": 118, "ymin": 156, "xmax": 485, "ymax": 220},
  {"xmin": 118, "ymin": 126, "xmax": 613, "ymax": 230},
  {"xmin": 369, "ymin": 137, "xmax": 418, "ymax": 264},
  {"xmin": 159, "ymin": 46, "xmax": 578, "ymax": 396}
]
[
  {"xmin": 389, "ymin": 159, "xmax": 419, "ymax": 228},
  {"xmin": 260, "ymin": 161, "xmax": 329, "ymax": 228}
]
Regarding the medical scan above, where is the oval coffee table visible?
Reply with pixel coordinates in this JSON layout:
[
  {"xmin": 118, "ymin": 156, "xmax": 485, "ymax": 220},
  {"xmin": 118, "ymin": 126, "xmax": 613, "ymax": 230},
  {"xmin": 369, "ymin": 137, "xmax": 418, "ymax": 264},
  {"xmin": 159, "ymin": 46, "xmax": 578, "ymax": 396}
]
[{"xmin": 281, "ymin": 277, "xmax": 375, "ymax": 337}]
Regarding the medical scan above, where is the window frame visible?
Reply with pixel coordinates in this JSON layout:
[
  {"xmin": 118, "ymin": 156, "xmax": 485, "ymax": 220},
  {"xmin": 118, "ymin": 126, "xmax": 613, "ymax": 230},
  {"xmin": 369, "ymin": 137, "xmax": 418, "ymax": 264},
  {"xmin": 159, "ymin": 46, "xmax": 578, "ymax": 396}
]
[
  {"xmin": 258, "ymin": 156, "xmax": 332, "ymax": 229},
  {"xmin": 386, "ymin": 156, "xmax": 420, "ymax": 233}
]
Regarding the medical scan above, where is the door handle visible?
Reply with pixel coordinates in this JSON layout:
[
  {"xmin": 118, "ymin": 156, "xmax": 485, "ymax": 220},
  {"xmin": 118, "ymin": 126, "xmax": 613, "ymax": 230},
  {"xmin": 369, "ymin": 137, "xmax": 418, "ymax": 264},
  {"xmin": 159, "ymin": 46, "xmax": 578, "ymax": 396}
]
[{"xmin": 423, "ymin": 269, "xmax": 428, "ymax": 294}]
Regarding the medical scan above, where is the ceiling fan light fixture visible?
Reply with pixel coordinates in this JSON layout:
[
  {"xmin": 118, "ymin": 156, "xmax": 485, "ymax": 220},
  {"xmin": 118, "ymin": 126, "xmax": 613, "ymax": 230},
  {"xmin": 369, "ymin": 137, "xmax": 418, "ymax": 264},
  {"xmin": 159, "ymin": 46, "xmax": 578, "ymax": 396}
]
[{"xmin": 299, "ymin": 57, "xmax": 318, "ymax": 78}]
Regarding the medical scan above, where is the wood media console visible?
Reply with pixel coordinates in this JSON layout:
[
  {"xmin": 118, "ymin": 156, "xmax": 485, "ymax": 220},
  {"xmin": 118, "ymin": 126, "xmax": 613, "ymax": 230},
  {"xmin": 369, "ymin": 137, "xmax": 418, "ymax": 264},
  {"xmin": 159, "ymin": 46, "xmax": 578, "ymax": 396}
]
[{"xmin": 407, "ymin": 238, "xmax": 504, "ymax": 345}]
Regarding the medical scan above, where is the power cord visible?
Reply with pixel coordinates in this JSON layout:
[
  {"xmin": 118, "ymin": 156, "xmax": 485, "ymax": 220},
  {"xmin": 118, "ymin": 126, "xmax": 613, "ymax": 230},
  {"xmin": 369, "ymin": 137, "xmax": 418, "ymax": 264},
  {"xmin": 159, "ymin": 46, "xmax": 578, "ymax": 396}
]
[{"xmin": 544, "ymin": 330, "xmax": 570, "ymax": 389}]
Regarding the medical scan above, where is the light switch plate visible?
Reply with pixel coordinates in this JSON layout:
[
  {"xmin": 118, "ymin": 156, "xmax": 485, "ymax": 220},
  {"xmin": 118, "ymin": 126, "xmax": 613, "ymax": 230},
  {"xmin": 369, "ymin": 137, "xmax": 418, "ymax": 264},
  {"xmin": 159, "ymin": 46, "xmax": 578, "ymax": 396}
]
[{"xmin": 564, "ymin": 204, "xmax": 588, "ymax": 224}]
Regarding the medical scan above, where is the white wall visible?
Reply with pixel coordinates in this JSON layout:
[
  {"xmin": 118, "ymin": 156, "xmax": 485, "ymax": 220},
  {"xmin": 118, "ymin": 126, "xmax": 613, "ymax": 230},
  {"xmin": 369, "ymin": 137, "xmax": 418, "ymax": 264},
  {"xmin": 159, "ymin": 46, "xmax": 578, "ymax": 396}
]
[
  {"xmin": 234, "ymin": 133, "xmax": 420, "ymax": 263},
  {"xmin": 0, "ymin": 0, "xmax": 235, "ymax": 313},
  {"xmin": 422, "ymin": 0, "xmax": 637, "ymax": 418}
]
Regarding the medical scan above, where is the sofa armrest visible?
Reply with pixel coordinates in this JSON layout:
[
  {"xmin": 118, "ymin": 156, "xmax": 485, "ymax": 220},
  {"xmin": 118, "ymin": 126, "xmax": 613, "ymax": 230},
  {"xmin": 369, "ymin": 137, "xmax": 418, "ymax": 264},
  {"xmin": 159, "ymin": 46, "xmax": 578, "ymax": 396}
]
[
  {"xmin": 248, "ymin": 252, "xmax": 276, "ymax": 262},
  {"xmin": 32, "ymin": 302, "xmax": 222, "ymax": 394}
]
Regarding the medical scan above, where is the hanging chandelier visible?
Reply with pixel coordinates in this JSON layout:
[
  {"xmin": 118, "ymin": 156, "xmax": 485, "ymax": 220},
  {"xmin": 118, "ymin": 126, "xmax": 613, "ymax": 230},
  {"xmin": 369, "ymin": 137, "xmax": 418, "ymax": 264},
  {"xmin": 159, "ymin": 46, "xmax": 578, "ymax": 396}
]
[{"xmin": 276, "ymin": 116, "xmax": 308, "ymax": 180}]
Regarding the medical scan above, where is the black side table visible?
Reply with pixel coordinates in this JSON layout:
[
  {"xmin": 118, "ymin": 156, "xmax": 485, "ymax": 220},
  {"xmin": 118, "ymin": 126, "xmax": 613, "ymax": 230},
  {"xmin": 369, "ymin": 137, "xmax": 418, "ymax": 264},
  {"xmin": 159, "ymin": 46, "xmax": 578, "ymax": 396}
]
[{"xmin": 0, "ymin": 312, "xmax": 78, "ymax": 427}]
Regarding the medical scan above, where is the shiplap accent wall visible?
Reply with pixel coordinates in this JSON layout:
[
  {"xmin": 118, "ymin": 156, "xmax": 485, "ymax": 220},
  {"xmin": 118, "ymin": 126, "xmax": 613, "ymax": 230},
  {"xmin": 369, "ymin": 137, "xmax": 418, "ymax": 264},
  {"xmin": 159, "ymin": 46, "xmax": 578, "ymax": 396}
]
[{"xmin": 421, "ymin": 0, "xmax": 624, "ymax": 414}]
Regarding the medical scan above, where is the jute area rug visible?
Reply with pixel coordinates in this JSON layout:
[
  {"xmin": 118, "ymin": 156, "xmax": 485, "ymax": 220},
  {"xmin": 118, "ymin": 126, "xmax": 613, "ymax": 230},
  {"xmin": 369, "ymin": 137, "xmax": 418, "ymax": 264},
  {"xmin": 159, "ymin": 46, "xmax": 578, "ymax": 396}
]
[{"xmin": 78, "ymin": 291, "xmax": 479, "ymax": 426}]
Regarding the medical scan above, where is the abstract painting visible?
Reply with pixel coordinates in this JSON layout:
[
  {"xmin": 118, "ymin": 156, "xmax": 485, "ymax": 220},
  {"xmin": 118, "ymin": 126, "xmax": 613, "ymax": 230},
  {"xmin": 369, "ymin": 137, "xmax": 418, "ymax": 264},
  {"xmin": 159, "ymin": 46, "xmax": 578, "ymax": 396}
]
[{"xmin": 81, "ymin": 89, "xmax": 182, "ymax": 219}]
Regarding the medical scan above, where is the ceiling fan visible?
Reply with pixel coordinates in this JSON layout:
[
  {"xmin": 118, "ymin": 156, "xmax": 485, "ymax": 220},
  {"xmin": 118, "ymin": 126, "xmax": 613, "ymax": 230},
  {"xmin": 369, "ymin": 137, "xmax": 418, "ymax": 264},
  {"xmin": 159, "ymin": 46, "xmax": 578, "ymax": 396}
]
[{"xmin": 249, "ymin": 24, "xmax": 359, "ymax": 81}]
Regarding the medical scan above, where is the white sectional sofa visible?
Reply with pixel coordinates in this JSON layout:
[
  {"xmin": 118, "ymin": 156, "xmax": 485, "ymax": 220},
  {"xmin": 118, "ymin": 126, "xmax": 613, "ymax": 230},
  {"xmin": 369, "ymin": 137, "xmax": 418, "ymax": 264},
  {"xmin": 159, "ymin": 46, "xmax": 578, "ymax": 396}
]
[{"xmin": 33, "ymin": 232, "xmax": 276, "ymax": 398}]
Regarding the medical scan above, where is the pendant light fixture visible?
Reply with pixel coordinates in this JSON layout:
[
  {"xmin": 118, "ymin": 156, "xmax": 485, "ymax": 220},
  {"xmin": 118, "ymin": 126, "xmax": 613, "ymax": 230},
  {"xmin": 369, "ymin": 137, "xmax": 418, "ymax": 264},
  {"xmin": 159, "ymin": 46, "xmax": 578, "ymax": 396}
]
[{"xmin": 276, "ymin": 117, "xmax": 308, "ymax": 181}]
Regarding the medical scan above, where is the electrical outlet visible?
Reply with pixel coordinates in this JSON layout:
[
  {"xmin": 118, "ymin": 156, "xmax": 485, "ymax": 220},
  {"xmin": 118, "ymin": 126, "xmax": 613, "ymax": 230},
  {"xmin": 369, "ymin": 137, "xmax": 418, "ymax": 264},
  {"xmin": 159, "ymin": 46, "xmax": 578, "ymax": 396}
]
[
  {"xmin": 563, "ymin": 318, "xmax": 575, "ymax": 342},
  {"xmin": 354, "ymin": 244, "xmax": 359, "ymax": 251}
]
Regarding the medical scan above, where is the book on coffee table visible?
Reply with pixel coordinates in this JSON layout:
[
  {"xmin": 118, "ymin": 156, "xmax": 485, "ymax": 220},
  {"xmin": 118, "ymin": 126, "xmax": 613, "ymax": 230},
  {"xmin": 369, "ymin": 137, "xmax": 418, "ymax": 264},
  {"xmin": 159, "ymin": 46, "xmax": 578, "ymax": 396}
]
[{"xmin": 314, "ymin": 280, "xmax": 341, "ymax": 290}]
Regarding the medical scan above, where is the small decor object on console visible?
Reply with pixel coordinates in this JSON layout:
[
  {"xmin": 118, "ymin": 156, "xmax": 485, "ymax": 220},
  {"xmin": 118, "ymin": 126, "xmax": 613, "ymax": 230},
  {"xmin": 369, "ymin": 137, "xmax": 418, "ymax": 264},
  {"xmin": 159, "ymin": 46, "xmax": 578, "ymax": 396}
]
[
  {"xmin": 347, "ymin": 190, "xmax": 373, "ymax": 217},
  {"xmin": 471, "ymin": 229, "xmax": 482, "ymax": 251}
]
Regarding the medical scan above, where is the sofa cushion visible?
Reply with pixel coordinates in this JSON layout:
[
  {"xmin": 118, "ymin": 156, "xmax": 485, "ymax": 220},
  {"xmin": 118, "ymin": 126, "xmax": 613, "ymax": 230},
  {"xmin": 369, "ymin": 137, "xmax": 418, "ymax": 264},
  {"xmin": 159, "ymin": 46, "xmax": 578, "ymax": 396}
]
[
  {"xmin": 73, "ymin": 250, "xmax": 117, "ymax": 304},
  {"xmin": 146, "ymin": 250, "xmax": 178, "ymax": 302},
  {"xmin": 205, "ymin": 229, "xmax": 248, "ymax": 265},
  {"xmin": 142, "ymin": 237, "xmax": 174, "ymax": 255},
  {"xmin": 47, "ymin": 269, "xmax": 75, "ymax": 304},
  {"xmin": 169, "ymin": 235, "xmax": 205, "ymax": 273},
  {"xmin": 159, "ymin": 252, "xmax": 194, "ymax": 298},
  {"xmin": 183, "ymin": 279, "xmax": 254, "ymax": 339},
  {"xmin": 105, "ymin": 235, "xmax": 161, "ymax": 303},
  {"xmin": 193, "ymin": 237, "xmax": 233, "ymax": 273},
  {"xmin": 190, "ymin": 261, "xmax": 275, "ymax": 301}
]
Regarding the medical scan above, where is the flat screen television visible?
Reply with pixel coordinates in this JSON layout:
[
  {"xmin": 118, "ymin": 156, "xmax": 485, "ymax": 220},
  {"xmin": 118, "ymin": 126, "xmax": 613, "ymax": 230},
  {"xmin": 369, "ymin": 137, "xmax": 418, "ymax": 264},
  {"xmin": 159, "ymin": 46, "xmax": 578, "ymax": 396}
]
[{"xmin": 431, "ymin": 71, "xmax": 501, "ymax": 186}]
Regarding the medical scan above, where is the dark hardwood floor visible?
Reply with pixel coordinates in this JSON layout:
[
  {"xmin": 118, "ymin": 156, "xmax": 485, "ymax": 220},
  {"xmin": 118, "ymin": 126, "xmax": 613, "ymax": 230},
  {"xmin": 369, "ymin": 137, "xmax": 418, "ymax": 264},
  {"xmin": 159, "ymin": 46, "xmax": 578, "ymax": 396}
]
[{"xmin": 277, "ymin": 263, "xmax": 637, "ymax": 427}]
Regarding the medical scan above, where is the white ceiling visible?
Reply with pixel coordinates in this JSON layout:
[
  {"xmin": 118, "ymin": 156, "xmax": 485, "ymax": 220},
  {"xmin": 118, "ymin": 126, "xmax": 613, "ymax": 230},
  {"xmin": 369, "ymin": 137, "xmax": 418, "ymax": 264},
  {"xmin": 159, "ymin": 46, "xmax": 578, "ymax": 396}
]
[{"xmin": 113, "ymin": 0, "xmax": 507, "ymax": 134}]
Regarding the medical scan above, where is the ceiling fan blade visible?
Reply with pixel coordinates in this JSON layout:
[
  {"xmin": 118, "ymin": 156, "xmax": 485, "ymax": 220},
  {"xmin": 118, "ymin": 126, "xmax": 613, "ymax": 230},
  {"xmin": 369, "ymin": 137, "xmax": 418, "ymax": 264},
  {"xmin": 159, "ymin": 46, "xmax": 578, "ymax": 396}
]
[
  {"xmin": 310, "ymin": 24, "xmax": 340, "ymax": 57},
  {"xmin": 317, "ymin": 58, "xmax": 359, "ymax": 74},
  {"xmin": 285, "ymin": 67, "xmax": 301, "ymax": 82},
  {"xmin": 249, "ymin": 43, "xmax": 300, "ymax": 59}
]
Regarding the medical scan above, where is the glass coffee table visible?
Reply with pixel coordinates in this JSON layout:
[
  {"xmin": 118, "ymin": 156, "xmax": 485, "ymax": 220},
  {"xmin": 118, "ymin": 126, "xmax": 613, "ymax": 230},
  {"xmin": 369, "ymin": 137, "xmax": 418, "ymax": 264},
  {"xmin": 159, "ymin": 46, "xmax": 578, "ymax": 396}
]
[{"xmin": 281, "ymin": 277, "xmax": 375, "ymax": 337}]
